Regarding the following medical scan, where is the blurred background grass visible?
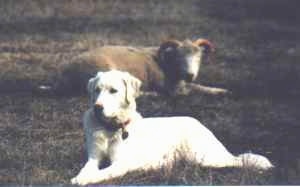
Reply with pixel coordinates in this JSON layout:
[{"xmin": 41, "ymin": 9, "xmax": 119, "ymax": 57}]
[{"xmin": 0, "ymin": 0, "xmax": 300, "ymax": 185}]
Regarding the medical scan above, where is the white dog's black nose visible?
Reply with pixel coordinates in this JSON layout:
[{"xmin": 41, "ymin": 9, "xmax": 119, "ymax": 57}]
[{"xmin": 94, "ymin": 104, "xmax": 103, "ymax": 116}]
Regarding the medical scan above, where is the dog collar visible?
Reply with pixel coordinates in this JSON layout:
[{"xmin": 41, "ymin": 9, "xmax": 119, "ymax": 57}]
[
  {"xmin": 95, "ymin": 116, "xmax": 131, "ymax": 140},
  {"xmin": 122, "ymin": 119, "xmax": 131, "ymax": 128}
]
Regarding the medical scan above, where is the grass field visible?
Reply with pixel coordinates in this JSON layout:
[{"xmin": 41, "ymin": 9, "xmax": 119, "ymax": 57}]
[{"xmin": 0, "ymin": 0, "xmax": 300, "ymax": 185}]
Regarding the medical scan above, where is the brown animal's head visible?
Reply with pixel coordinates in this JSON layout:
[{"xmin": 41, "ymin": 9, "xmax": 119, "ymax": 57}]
[{"xmin": 158, "ymin": 38, "xmax": 215, "ymax": 85}]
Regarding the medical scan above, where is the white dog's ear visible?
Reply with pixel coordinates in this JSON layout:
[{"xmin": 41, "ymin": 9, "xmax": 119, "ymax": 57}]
[
  {"xmin": 87, "ymin": 72, "xmax": 102, "ymax": 107},
  {"xmin": 123, "ymin": 73, "xmax": 142, "ymax": 105},
  {"xmin": 87, "ymin": 77, "xmax": 95, "ymax": 94}
]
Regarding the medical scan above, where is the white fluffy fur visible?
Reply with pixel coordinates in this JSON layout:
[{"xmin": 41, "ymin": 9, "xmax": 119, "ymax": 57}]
[{"xmin": 71, "ymin": 70, "xmax": 273, "ymax": 185}]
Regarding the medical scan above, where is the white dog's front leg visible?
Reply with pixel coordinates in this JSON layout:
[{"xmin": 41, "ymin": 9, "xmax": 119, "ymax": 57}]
[
  {"xmin": 89, "ymin": 161, "xmax": 130, "ymax": 184},
  {"xmin": 76, "ymin": 160, "xmax": 141, "ymax": 185},
  {"xmin": 71, "ymin": 158, "xmax": 100, "ymax": 185}
]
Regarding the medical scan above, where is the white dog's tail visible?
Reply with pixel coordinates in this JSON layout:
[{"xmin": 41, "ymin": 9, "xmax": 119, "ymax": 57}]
[{"xmin": 234, "ymin": 153, "xmax": 274, "ymax": 170}]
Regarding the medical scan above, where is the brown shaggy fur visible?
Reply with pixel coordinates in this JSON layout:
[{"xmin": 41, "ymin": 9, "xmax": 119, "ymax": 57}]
[
  {"xmin": 54, "ymin": 39, "xmax": 225, "ymax": 95},
  {"xmin": 57, "ymin": 46, "xmax": 163, "ymax": 94}
]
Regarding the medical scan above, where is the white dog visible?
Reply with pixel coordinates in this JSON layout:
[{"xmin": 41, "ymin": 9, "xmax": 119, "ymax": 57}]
[{"xmin": 71, "ymin": 70, "xmax": 273, "ymax": 185}]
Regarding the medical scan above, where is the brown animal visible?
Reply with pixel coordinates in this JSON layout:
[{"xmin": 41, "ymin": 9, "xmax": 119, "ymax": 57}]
[{"xmin": 53, "ymin": 38, "xmax": 228, "ymax": 95}]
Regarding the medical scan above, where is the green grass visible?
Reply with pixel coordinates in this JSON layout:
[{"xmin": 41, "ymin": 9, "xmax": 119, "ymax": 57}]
[{"xmin": 0, "ymin": 0, "xmax": 300, "ymax": 185}]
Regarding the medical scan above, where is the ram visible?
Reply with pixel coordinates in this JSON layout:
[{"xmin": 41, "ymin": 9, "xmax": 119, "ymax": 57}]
[{"xmin": 55, "ymin": 38, "xmax": 227, "ymax": 95}]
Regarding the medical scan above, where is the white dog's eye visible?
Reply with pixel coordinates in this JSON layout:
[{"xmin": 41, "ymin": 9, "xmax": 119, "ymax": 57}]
[{"xmin": 109, "ymin": 88, "xmax": 118, "ymax": 94}]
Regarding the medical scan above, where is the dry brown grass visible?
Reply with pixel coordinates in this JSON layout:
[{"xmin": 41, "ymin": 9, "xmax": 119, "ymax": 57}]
[{"xmin": 1, "ymin": 0, "xmax": 300, "ymax": 185}]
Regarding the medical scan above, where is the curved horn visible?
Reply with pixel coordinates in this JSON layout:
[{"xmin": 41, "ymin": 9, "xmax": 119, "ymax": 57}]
[
  {"xmin": 194, "ymin": 38, "xmax": 215, "ymax": 64},
  {"xmin": 193, "ymin": 38, "xmax": 215, "ymax": 53}
]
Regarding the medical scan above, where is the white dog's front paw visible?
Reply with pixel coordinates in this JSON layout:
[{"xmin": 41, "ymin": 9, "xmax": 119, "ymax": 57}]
[
  {"xmin": 71, "ymin": 174, "xmax": 92, "ymax": 186},
  {"xmin": 71, "ymin": 177, "xmax": 78, "ymax": 185}
]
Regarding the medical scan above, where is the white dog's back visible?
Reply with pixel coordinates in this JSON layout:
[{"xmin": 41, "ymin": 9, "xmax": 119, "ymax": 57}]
[{"xmin": 114, "ymin": 116, "xmax": 271, "ymax": 170}]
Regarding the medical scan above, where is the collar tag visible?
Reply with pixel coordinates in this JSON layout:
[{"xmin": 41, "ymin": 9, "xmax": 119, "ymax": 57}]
[
  {"xmin": 122, "ymin": 130, "xmax": 129, "ymax": 139},
  {"xmin": 121, "ymin": 119, "xmax": 130, "ymax": 140}
]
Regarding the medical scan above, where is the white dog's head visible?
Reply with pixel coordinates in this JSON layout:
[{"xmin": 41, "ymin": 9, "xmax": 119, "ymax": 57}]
[{"xmin": 87, "ymin": 70, "xmax": 142, "ymax": 124}]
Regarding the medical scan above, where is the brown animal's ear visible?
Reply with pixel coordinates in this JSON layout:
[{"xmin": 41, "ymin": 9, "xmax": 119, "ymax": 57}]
[
  {"xmin": 158, "ymin": 40, "xmax": 181, "ymax": 63},
  {"xmin": 122, "ymin": 73, "xmax": 142, "ymax": 105},
  {"xmin": 193, "ymin": 38, "xmax": 215, "ymax": 53}
]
